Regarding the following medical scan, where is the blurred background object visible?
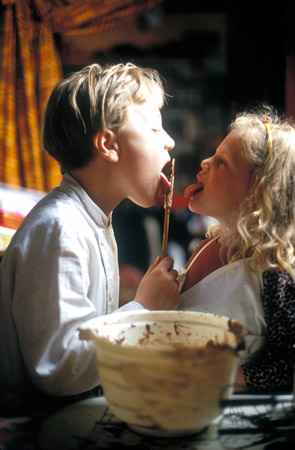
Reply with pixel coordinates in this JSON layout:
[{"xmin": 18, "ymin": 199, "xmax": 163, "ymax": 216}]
[{"xmin": 0, "ymin": 183, "xmax": 45, "ymax": 255}]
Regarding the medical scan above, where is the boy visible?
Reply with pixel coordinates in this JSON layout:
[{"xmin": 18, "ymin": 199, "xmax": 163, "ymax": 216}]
[{"xmin": 0, "ymin": 63, "xmax": 180, "ymax": 410}]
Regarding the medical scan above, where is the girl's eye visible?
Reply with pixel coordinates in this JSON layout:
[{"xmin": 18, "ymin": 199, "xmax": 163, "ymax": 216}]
[
  {"xmin": 217, "ymin": 158, "xmax": 226, "ymax": 166},
  {"xmin": 152, "ymin": 128, "xmax": 161, "ymax": 133}
]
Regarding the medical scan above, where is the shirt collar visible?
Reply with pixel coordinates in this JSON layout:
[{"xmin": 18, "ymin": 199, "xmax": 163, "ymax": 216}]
[{"xmin": 59, "ymin": 173, "xmax": 111, "ymax": 229}]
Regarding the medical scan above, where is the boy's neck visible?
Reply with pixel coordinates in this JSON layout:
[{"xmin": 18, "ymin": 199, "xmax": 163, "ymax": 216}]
[{"xmin": 69, "ymin": 160, "xmax": 123, "ymax": 218}]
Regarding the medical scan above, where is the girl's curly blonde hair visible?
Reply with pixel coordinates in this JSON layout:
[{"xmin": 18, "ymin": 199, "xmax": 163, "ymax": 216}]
[{"xmin": 208, "ymin": 105, "xmax": 295, "ymax": 277}]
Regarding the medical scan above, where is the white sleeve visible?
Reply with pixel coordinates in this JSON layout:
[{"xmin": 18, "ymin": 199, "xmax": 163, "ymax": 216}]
[
  {"xmin": 12, "ymin": 225, "xmax": 103, "ymax": 396},
  {"xmin": 117, "ymin": 301, "xmax": 146, "ymax": 312}
]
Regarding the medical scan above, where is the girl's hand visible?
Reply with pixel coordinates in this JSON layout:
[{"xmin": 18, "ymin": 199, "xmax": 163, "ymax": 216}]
[{"xmin": 134, "ymin": 256, "xmax": 180, "ymax": 310}]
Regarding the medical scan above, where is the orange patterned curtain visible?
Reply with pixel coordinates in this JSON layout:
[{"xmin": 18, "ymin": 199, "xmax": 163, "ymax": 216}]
[{"xmin": 0, "ymin": 0, "xmax": 162, "ymax": 191}]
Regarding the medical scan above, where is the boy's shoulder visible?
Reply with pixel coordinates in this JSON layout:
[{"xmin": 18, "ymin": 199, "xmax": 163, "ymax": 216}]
[
  {"xmin": 8, "ymin": 185, "xmax": 88, "ymax": 246},
  {"xmin": 22, "ymin": 187, "xmax": 79, "ymax": 224},
  {"xmin": 2, "ymin": 189, "xmax": 95, "ymax": 263}
]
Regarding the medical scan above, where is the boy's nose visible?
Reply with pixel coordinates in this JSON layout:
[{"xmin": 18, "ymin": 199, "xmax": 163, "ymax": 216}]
[{"xmin": 165, "ymin": 132, "xmax": 175, "ymax": 151}]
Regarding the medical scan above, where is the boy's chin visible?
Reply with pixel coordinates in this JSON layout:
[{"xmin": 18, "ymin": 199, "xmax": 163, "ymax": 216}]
[
  {"xmin": 132, "ymin": 197, "xmax": 157, "ymax": 209},
  {"xmin": 130, "ymin": 187, "xmax": 161, "ymax": 209},
  {"xmin": 143, "ymin": 199, "xmax": 157, "ymax": 209}
]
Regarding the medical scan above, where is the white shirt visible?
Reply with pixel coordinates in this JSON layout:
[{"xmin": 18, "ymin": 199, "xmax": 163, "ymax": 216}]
[
  {"xmin": 178, "ymin": 260, "xmax": 266, "ymax": 364},
  {"xmin": 0, "ymin": 173, "xmax": 143, "ymax": 400}
]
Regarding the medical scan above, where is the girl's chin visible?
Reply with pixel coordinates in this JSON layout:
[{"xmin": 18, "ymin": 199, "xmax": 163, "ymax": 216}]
[{"xmin": 188, "ymin": 200, "xmax": 200, "ymax": 214}]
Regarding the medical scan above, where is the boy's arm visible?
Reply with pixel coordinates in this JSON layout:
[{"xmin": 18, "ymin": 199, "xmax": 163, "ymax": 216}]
[
  {"xmin": 10, "ymin": 233, "xmax": 179, "ymax": 397},
  {"xmin": 8, "ymin": 218, "xmax": 120, "ymax": 397},
  {"xmin": 11, "ymin": 241, "xmax": 101, "ymax": 396}
]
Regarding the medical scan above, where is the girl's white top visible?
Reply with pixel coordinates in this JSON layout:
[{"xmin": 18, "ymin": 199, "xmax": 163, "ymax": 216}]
[{"xmin": 177, "ymin": 257, "xmax": 266, "ymax": 365}]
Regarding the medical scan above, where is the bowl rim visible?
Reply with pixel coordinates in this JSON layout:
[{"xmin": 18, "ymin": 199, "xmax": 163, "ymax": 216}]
[{"xmin": 79, "ymin": 310, "xmax": 245, "ymax": 357}]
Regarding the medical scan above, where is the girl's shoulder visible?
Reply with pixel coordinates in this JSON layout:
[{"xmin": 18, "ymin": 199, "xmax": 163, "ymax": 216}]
[{"xmin": 196, "ymin": 235, "xmax": 218, "ymax": 251}]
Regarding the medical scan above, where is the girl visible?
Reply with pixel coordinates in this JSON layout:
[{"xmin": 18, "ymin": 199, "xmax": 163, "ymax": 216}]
[{"xmin": 178, "ymin": 105, "xmax": 295, "ymax": 392}]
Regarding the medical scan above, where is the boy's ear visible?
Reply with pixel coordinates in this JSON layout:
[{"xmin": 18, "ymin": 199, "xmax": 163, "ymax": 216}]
[{"xmin": 93, "ymin": 130, "xmax": 119, "ymax": 162}]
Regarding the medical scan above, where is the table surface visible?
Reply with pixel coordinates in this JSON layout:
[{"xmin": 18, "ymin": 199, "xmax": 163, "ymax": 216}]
[{"xmin": 38, "ymin": 394, "xmax": 295, "ymax": 450}]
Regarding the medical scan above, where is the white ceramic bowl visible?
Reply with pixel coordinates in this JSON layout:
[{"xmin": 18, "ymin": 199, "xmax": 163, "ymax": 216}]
[{"xmin": 79, "ymin": 310, "xmax": 245, "ymax": 436}]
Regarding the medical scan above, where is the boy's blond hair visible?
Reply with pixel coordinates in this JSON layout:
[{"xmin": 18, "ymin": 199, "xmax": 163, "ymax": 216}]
[
  {"xmin": 208, "ymin": 105, "xmax": 295, "ymax": 276},
  {"xmin": 41, "ymin": 63, "xmax": 165, "ymax": 171}
]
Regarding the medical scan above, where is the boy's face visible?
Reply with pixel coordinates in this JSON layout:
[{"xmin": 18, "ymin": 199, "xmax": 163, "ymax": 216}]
[
  {"xmin": 115, "ymin": 102, "xmax": 175, "ymax": 208},
  {"xmin": 185, "ymin": 130, "xmax": 251, "ymax": 228}
]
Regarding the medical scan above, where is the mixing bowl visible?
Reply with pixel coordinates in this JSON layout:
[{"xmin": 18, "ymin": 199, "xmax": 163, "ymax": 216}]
[{"xmin": 79, "ymin": 310, "xmax": 245, "ymax": 436}]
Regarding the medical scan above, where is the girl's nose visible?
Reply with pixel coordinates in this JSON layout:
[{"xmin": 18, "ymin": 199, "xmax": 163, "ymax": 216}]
[{"xmin": 200, "ymin": 158, "xmax": 210, "ymax": 171}]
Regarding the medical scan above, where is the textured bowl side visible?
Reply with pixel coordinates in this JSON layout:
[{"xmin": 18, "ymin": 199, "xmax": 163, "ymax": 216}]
[
  {"xmin": 79, "ymin": 311, "xmax": 244, "ymax": 433},
  {"xmin": 93, "ymin": 341, "xmax": 238, "ymax": 431}
]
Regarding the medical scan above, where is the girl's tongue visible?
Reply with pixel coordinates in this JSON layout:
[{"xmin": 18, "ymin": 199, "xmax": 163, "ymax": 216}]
[{"xmin": 184, "ymin": 181, "xmax": 203, "ymax": 199}]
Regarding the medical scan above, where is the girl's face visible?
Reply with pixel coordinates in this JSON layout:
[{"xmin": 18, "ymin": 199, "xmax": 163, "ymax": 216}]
[
  {"xmin": 115, "ymin": 102, "xmax": 175, "ymax": 208},
  {"xmin": 185, "ymin": 130, "xmax": 252, "ymax": 228}
]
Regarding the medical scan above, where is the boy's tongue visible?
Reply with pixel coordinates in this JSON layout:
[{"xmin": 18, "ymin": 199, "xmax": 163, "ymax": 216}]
[{"xmin": 158, "ymin": 172, "xmax": 171, "ymax": 199}]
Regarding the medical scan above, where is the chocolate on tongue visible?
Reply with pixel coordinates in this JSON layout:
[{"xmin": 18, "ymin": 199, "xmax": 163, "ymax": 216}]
[
  {"xmin": 161, "ymin": 159, "xmax": 175, "ymax": 258},
  {"xmin": 160, "ymin": 172, "xmax": 170, "ymax": 197},
  {"xmin": 165, "ymin": 159, "xmax": 175, "ymax": 209}
]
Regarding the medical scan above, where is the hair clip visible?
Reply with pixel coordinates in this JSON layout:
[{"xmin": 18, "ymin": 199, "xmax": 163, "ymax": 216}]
[{"xmin": 262, "ymin": 120, "xmax": 273, "ymax": 153}]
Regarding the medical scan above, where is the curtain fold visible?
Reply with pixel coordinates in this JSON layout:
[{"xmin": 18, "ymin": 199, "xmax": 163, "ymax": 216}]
[
  {"xmin": 0, "ymin": 3, "xmax": 19, "ymax": 186},
  {"xmin": 0, "ymin": 0, "xmax": 162, "ymax": 191}
]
